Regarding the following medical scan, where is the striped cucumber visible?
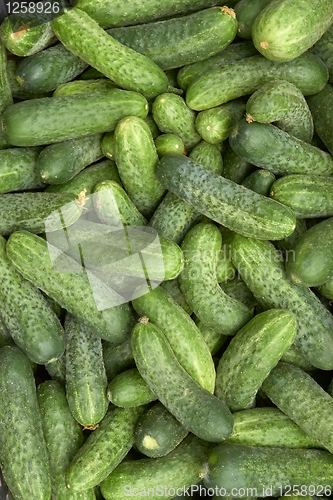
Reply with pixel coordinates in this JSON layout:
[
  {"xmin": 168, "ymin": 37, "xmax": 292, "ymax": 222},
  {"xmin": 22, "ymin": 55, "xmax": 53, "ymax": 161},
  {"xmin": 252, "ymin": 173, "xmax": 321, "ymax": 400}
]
[
  {"xmin": 241, "ymin": 169, "xmax": 276, "ymax": 196},
  {"xmin": 107, "ymin": 368, "xmax": 156, "ymax": 407},
  {"xmin": 0, "ymin": 41, "xmax": 12, "ymax": 114},
  {"xmin": 0, "ymin": 147, "xmax": 45, "ymax": 194}
]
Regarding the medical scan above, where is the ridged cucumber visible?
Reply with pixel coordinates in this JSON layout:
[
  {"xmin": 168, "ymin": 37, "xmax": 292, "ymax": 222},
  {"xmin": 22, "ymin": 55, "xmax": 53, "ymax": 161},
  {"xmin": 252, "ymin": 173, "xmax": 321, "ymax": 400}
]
[{"xmin": 107, "ymin": 368, "xmax": 156, "ymax": 407}]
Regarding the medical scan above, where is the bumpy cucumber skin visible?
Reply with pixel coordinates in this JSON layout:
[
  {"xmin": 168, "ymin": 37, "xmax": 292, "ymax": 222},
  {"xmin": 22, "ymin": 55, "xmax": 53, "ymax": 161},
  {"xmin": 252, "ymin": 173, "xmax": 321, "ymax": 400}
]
[
  {"xmin": 65, "ymin": 314, "xmax": 108, "ymax": 427},
  {"xmin": 107, "ymin": 7, "xmax": 237, "ymax": 71},
  {"xmin": 107, "ymin": 367, "xmax": 156, "ymax": 407},
  {"xmin": 215, "ymin": 309, "xmax": 296, "ymax": 411},
  {"xmin": 45, "ymin": 354, "xmax": 66, "ymax": 385},
  {"xmin": 280, "ymin": 344, "xmax": 314, "ymax": 372},
  {"xmin": 229, "ymin": 119, "xmax": 333, "ymax": 176},
  {"xmin": 275, "ymin": 218, "xmax": 308, "ymax": 255},
  {"xmin": 270, "ymin": 174, "xmax": 333, "ymax": 218},
  {"xmin": 194, "ymin": 317, "xmax": 227, "ymax": 355},
  {"xmin": 241, "ymin": 169, "xmax": 276, "ymax": 196},
  {"xmin": 318, "ymin": 277, "xmax": 333, "ymax": 300},
  {"xmin": 234, "ymin": 0, "xmax": 272, "ymax": 39},
  {"xmin": 0, "ymin": 147, "xmax": 45, "ymax": 194},
  {"xmin": 2, "ymin": 89, "xmax": 148, "ymax": 147},
  {"xmin": 155, "ymin": 134, "xmax": 185, "ymax": 156},
  {"xmin": 230, "ymin": 234, "xmax": 333, "ymax": 370},
  {"xmin": 37, "ymin": 134, "xmax": 103, "ymax": 185},
  {"xmin": 195, "ymin": 98, "xmax": 246, "ymax": 144},
  {"xmin": 66, "ymin": 406, "xmax": 145, "ymax": 491},
  {"xmin": 307, "ymin": 83, "xmax": 333, "ymax": 156},
  {"xmin": 160, "ymin": 278, "xmax": 192, "ymax": 315},
  {"xmin": 0, "ymin": 346, "xmax": 51, "ymax": 500},
  {"xmin": 179, "ymin": 223, "xmax": 252, "ymax": 335},
  {"xmin": 189, "ymin": 141, "xmax": 223, "ymax": 174},
  {"xmin": 152, "ymin": 93, "xmax": 201, "ymax": 150},
  {"xmin": 156, "ymin": 154, "xmax": 296, "ymax": 240},
  {"xmin": 311, "ymin": 25, "xmax": 333, "ymax": 83},
  {"xmin": 103, "ymin": 337, "xmax": 135, "ymax": 382},
  {"xmin": 51, "ymin": 8, "xmax": 168, "ymax": 98},
  {"xmin": 186, "ymin": 53, "xmax": 328, "ymax": 110},
  {"xmin": 101, "ymin": 132, "xmax": 116, "ymax": 160},
  {"xmin": 132, "ymin": 321, "xmax": 233, "ymax": 443},
  {"xmin": 252, "ymin": 0, "xmax": 333, "ymax": 62},
  {"xmin": 222, "ymin": 144, "xmax": 255, "ymax": 184},
  {"xmin": 246, "ymin": 80, "xmax": 314, "ymax": 142},
  {"xmin": 115, "ymin": 116, "xmax": 165, "ymax": 218},
  {"xmin": 0, "ymin": 41, "xmax": 12, "ymax": 114},
  {"xmin": 229, "ymin": 407, "xmax": 320, "ymax": 448},
  {"xmin": 203, "ymin": 443, "xmax": 333, "ymax": 494},
  {"xmin": 263, "ymin": 362, "xmax": 333, "ymax": 454},
  {"xmin": 6, "ymin": 231, "xmax": 136, "ymax": 345},
  {"xmin": 132, "ymin": 285, "xmax": 215, "ymax": 393},
  {"xmin": 220, "ymin": 275, "xmax": 257, "ymax": 310},
  {"xmin": 54, "ymin": 78, "xmax": 118, "ymax": 97},
  {"xmin": 101, "ymin": 434, "xmax": 211, "ymax": 500}
]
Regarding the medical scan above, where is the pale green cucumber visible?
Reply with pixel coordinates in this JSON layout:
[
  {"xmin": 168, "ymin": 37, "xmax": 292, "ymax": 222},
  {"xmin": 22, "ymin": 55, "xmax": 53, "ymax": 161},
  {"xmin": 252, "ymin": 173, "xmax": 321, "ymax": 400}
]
[
  {"xmin": 155, "ymin": 134, "xmax": 185, "ymax": 157},
  {"xmin": 54, "ymin": 78, "xmax": 118, "ymax": 97}
]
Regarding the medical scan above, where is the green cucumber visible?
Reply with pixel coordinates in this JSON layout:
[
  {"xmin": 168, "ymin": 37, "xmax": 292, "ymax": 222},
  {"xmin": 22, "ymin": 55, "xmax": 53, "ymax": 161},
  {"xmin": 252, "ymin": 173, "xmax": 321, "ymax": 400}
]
[
  {"xmin": 0, "ymin": 147, "xmax": 45, "ymax": 194},
  {"xmin": 252, "ymin": 0, "xmax": 333, "ymax": 62},
  {"xmin": 54, "ymin": 78, "xmax": 118, "ymax": 97},
  {"xmin": 234, "ymin": 0, "xmax": 272, "ymax": 39},
  {"xmin": 79, "ymin": 67, "xmax": 105, "ymax": 80},
  {"xmin": 107, "ymin": 368, "xmax": 156, "ymax": 407},
  {"xmin": 229, "ymin": 119, "xmax": 333, "ymax": 175},
  {"xmin": 114, "ymin": 116, "xmax": 165, "ymax": 218},
  {"xmin": 160, "ymin": 278, "xmax": 192, "ymax": 315},
  {"xmin": 269, "ymin": 174, "xmax": 333, "ymax": 218},
  {"xmin": 66, "ymin": 406, "xmax": 145, "ymax": 491},
  {"xmin": 230, "ymin": 234, "xmax": 333, "ymax": 370},
  {"xmin": 245, "ymin": 80, "xmax": 314, "ymax": 142},
  {"xmin": 102, "ymin": 337, "xmax": 135, "ymax": 382},
  {"xmin": 262, "ymin": 362, "xmax": 333, "ymax": 454},
  {"xmin": 307, "ymin": 83, "xmax": 333, "ymax": 155},
  {"xmin": 2, "ymin": 89, "xmax": 148, "ymax": 147},
  {"xmin": 6, "ymin": 231, "xmax": 136, "ymax": 344},
  {"xmin": 0, "ymin": 316, "xmax": 13, "ymax": 349},
  {"xmin": 100, "ymin": 434, "xmax": 211, "ymax": 500},
  {"xmin": 156, "ymin": 153, "xmax": 296, "ymax": 240},
  {"xmin": 101, "ymin": 132, "xmax": 115, "ymax": 160},
  {"xmin": 145, "ymin": 114, "xmax": 161, "ymax": 140},
  {"xmin": 155, "ymin": 134, "xmax": 185, "ymax": 157},
  {"xmin": 215, "ymin": 309, "xmax": 296, "ymax": 411},
  {"xmin": 45, "ymin": 354, "xmax": 66, "ymax": 385},
  {"xmin": 228, "ymin": 407, "xmax": 321, "ymax": 448},
  {"xmin": 135, "ymin": 402, "xmax": 188, "ymax": 458},
  {"xmin": 132, "ymin": 286, "xmax": 215, "ymax": 393},
  {"xmin": 318, "ymin": 277, "xmax": 333, "ymax": 300},
  {"xmin": 6, "ymin": 58, "xmax": 50, "ymax": 100},
  {"xmin": 131, "ymin": 320, "xmax": 233, "ymax": 443},
  {"xmin": 37, "ymin": 134, "xmax": 103, "ymax": 185},
  {"xmin": 285, "ymin": 218, "xmax": 333, "ymax": 287},
  {"xmin": 0, "ymin": 41, "xmax": 13, "ymax": 114},
  {"xmin": 194, "ymin": 317, "xmax": 228, "ymax": 355},
  {"xmin": 179, "ymin": 223, "xmax": 252, "ymax": 335},
  {"xmin": 0, "ymin": 346, "xmax": 51, "ymax": 500},
  {"xmin": 280, "ymin": 344, "xmax": 314, "ymax": 372},
  {"xmin": 222, "ymin": 144, "xmax": 255, "ymax": 184},
  {"xmin": 216, "ymin": 243, "xmax": 236, "ymax": 283},
  {"xmin": 220, "ymin": 275, "xmax": 257, "ymax": 310},
  {"xmin": 65, "ymin": 313, "xmax": 108, "ymax": 428},
  {"xmin": 275, "ymin": 218, "xmax": 308, "ymax": 255},
  {"xmin": 241, "ymin": 169, "xmax": 276, "ymax": 196},
  {"xmin": 189, "ymin": 141, "xmax": 223, "ymax": 174},
  {"xmin": 186, "ymin": 53, "xmax": 328, "ymax": 110},
  {"xmin": 195, "ymin": 98, "xmax": 245, "ymax": 144},
  {"xmin": 311, "ymin": 25, "xmax": 333, "ymax": 83},
  {"xmin": 203, "ymin": 443, "xmax": 333, "ymax": 495},
  {"xmin": 106, "ymin": 7, "xmax": 237, "ymax": 71},
  {"xmin": 51, "ymin": 7, "xmax": 168, "ymax": 98},
  {"xmin": 14, "ymin": 43, "xmax": 88, "ymax": 94}
]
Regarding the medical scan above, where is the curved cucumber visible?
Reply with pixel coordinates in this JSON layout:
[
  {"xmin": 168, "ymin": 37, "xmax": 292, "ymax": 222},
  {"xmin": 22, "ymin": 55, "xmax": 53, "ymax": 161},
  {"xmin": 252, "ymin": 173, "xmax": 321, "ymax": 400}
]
[
  {"xmin": 220, "ymin": 275, "xmax": 257, "ymax": 311},
  {"xmin": 222, "ymin": 144, "xmax": 255, "ymax": 184},
  {"xmin": 215, "ymin": 309, "xmax": 296, "ymax": 411},
  {"xmin": 107, "ymin": 368, "xmax": 156, "ymax": 407},
  {"xmin": 0, "ymin": 147, "xmax": 45, "ymax": 194},
  {"xmin": 0, "ymin": 346, "xmax": 51, "ymax": 500},
  {"xmin": 156, "ymin": 153, "xmax": 296, "ymax": 240},
  {"xmin": 229, "ymin": 119, "xmax": 333, "ymax": 175},
  {"xmin": 307, "ymin": 83, "xmax": 333, "ymax": 156},
  {"xmin": 241, "ymin": 169, "xmax": 276, "ymax": 196},
  {"xmin": 186, "ymin": 53, "xmax": 328, "ymax": 110},
  {"xmin": 51, "ymin": 7, "xmax": 168, "ymax": 98},
  {"xmin": 131, "ymin": 320, "xmax": 233, "ymax": 443},
  {"xmin": 54, "ymin": 78, "xmax": 118, "ymax": 97},
  {"xmin": 234, "ymin": 0, "xmax": 272, "ymax": 39},
  {"xmin": 103, "ymin": 337, "xmax": 135, "ymax": 382},
  {"xmin": 0, "ymin": 41, "xmax": 12, "ymax": 114},
  {"xmin": 311, "ymin": 25, "xmax": 333, "ymax": 83},
  {"xmin": 195, "ymin": 98, "xmax": 245, "ymax": 144},
  {"xmin": 155, "ymin": 134, "xmax": 185, "ymax": 157}
]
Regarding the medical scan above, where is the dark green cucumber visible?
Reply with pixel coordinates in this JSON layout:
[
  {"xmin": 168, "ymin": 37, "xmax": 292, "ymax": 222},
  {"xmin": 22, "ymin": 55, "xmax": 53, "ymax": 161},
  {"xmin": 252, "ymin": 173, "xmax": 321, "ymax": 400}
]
[
  {"xmin": 307, "ymin": 83, "xmax": 333, "ymax": 155},
  {"xmin": 156, "ymin": 153, "xmax": 296, "ymax": 240},
  {"xmin": 131, "ymin": 320, "xmax": 233, "ymax": 443},
  {"xmin": 270, "ymin": 174, "xmax": 333, "ymax": 218},
  {"xmin": 102, "ymin": 337, "xmax": 135, "ymax": 382},
  {"xmin": 280, "ymin": 344, "xmax": 314, "ymax": 372},
  {"xmin": 220, "ymin": 275, "xmax": 257, "ymax": 310},
  {"xmin": 6, "ymin": 58, "xmax": 50, "ymax": 100},
  {"xmin": 45, "ymin": 354, "xmax": 66, "ymax": 385},
  {"xmin": 229, "ymin": 119, "xmax": 333, "ymax": 175},
  {"xmin": 160, "ymin": 278, "xmax": 192, "ymax": 315},
  {"xmin": 318, "ymin": 277, "xmax": 333, "ymax": 300},
  {"xmin": 107, "ymin": 368, "xmax": 156, "ymax": 407},
  {"xmin": 0, "ymin": 346, "xmax": 51, "ymax": 500},
  {"xmin": 311, "ymin": 25, "xmax": 333, "ymax": 83},
  {"xmin": 275, "ymin": 218, "xmax": 308, "ymax": 256},
  {"xmin": 106, "ymin": 7, "xmax": 237, "ymax": 71},
  {"xmin": 132, "ymin": 285, "xmax": 215, "ymax": 393},
  {"xmin": 203, "ymin": 443, "xmax": 333, "ymax": 495},
  {"xmin": 51, "ymin": 7, "xmax": 168, "ymax": 98},
  {"xmin": 215, "ymin": 309, "xmax": 296, "ymax": 411},
  {"xmin": 0, "ymin": 316, "xmax": 13, "ymax": 349},
  {"xmin": 229, "ymin": 407, "xmax": 321, "ymax": 448},
  {"xmin": 195, "ymin": 98, "xmax": 245, "ymax": 144},
  {"xmin": 100, "ymin": 434, "xmax": 211, "ymax": 500},
  {"xmin": 0, "ymin": 147, "xmax": 45, "ymax": 194},
  {"xmin": 79, "ymin": 67, "xmax": 105, "ymax": 80},
  {"xmin": 14, "ymin": 43, "xmax": 88, "ymax": 94},
  {"xmin": 234, "ymin": 0, "xmax": 272, "ymax": 39},
  {"xmin": 54, "ymin": 78, "xmax": 118, "ymax": 97},
  {"xmin": 245, "ymin": 80, "xmax": 314, "ymax": 142},
  {"xmin": 186, "ymin": 53, "xmax": 328, "ymax": 110},
  {"xmin": 222, "ymin": 144, "xmax": 255, "ymax": 184},
  {"xmin": 101, "ymin": 132, "xmax": 115, "ymax": 160},
  {"xmin": 230, "ymin": 234, "xmax": 333, "ymax": 370},
  {"xmin": 263, "ymin": 362, "xmax": 333, "ymax": 454},
  {"xmin": 252, "ymin": 0, "xmax": 333, "ymax": 62},
  {"xmin": 6, "ymin": 231, "xmax": 136, "ymax": 344},
  {"xmin": 189, "ymin": 141, "xmax": 223, "ymax": 174},
  {"xmin": 66, "ymin": 406, "xmax": 145, "ymax": 491},
  {"xmin": 179, "ymin": 223, "xmax": 252, "ymax": 334},
  {"xmin": 2, "ymin": 89, "xmax": 148, "ymax": 147},
  {"xmin": 0, "ymin": 41, "xmax": 12, "ymax": 114},
  {"xmin": 241, "ymin": 169, "xmax": 276, "ymax": 196},
  {"xmin": 155, "ymin": 134, "xmax": 185, "ymax": 156},
  {"xmin": 135, "ymin": 402, "xmax": 188, "ymax": 458}
]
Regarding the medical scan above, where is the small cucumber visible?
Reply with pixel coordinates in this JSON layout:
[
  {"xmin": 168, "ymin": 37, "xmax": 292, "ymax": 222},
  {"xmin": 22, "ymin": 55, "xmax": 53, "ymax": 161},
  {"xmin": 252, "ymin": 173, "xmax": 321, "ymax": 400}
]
[
  {"xmin": 135, "ymin": 402, "xmax": 188, "ymax": 458},
  {"xmin": 155, "ymin": 134, "xmax": 185, "ymax": 157},
  {"xmin": 189, "ymin": 141, "xmax": 223, "ymax": 174},
  {"xmin": 103, "ymin": 337, "xmax": 135, "ymax": 382},
  {"xmin": 131, "ymin": 320, "xmax": 233, "ymax": 443},
  {"xmin": 318, "ymin": 277, "xmax": 333, "ymax": 300},
  {"xmin": 222, "ymin": 144, "xmax": 255, "ymax": 184},
  {"xmin": 132, "ymin": 285, "xmax": 215, "ymax": 393},
  {"xmin": 307, "ymin": 83, "xmax": 333, "ymax": 155},
  {"xmin": 156, "ymin": 153, "xmax": 296, "ymax": 240},
  {"xmin": 215, "ymin": 309, "xmax": 296, "ymax": 411},
  {"xmin": 195, "ymin": 98, "xmax": 245, "ymax": 144},
  {"xmin": 186, "ymin": 53, "xmax": 328, "ymax": 111},
  {"xmin": 51, "ymin": 7, "xmax": 168, "ymax": 98},
  {"xmin": 229, "ymin": 119, "xmax": 333, "ymax": 175},
  {"xmin": 241, "ymin": 169, "xmax": 276, "ymax": 196},
  {"xmin": 54, "ymin": 78, "xmax": 118, "ymax": 97},
  {"xmin": 311, "ymin": 25, "xmax": 333, "ymax": 83},
  {"xmin": 107, "ymin": 368, "xmax": 156, "ymax": 407},
  {"xmin": 0, "ymin": 41, "xmax": 12, "ymax": 114},
  {"xmin": 0, "ymin": 346, "xmax": 51, "ymax": 500},
  {"xmin": 270, "ymin": 174, "xmax": 333, "ymax": 218},
  {"xmin": 0, "ymin": 147, "xmax": 45, "ymax": 194},
  {"xmin": 245, "ymin": 80, "xmax": 314, "ymax": 142},
  {"xmin": 234, "ymin": 0, "xmax": 272, "ymax": 39}
]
